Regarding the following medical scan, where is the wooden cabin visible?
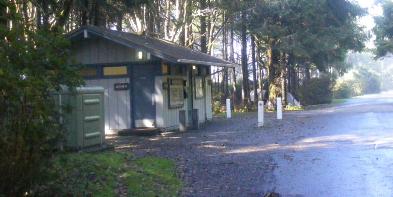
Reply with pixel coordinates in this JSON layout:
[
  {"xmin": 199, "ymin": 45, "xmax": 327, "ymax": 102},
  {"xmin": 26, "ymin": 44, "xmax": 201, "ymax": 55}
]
[{"xmin": 67, "ymin": 26, "xmax": 234, "ymax": 134}]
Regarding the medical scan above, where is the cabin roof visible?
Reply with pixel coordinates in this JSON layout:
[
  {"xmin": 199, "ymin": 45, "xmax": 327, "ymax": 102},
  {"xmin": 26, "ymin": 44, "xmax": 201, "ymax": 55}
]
[{"xmin": 67, "ymin": 26, "xmax": 236, "ymax": 67}]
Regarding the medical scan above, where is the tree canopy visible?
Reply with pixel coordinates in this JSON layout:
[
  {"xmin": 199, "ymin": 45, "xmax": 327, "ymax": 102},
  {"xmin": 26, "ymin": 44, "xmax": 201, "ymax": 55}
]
[{"xmin": 374, "ymin": 0, "xmax": 393, "ymax": 58}]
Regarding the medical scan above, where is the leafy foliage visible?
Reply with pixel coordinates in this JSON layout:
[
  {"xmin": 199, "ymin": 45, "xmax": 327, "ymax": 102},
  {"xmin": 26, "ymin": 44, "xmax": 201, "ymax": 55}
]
[
  {"xmin": 374, "ymin": 1, "xmax": 393, "ymax": 58},
  {"xmin": 353, "ymin": 69, "xmax": 381, "ymax": 95},
  {"xmin": 239, "ymin": 0, "xmax": 366, "ymax": 104},
  {"xmin": 333, "ymin": 80, "xmax": 354, "ymax": 99},
  {"xmin": 333, "ymin": 68, "xmax": 381, "ymax": 99},
  {"xmin": 0, "ymin": 4, "xmax": 82, "ymax": 195},
  {"xmin": 298, "ymin": 75, "xmax": 333, "ymax": 105}
]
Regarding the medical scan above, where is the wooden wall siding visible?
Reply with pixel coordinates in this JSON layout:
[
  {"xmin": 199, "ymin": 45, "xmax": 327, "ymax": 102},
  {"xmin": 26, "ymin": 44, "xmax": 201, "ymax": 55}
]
[
  {"xmin": 193, "ymin": 90, "xmax": 206, "ymax": 124},
  {"xmin": 85, "ymin": 78, "xmax": 131, "ymax": 134},
  {"xmin": 71, "ymin": 38, "xmax": 136, "ymax": 65},
  {"xmin": 205, "ymin": 76, "xmax": 213, "ymax": 120},
  {"xmin": 155, "ymin": 76, "xmax": 189, "ymax": 130}
]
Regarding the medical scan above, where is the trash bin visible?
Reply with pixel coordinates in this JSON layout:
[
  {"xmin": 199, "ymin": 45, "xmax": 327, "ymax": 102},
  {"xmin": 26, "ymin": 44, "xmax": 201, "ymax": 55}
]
[
  {"xmin": 56, "ymin": 87, "xmax": 105, "ymax": 149},
  {"xmin": 192, "ymin": 109, "xmax": 199, "ymax": 130},
  {"xmin": 179, "ymin": 110, "xmax": 187, "ymax": 131}
]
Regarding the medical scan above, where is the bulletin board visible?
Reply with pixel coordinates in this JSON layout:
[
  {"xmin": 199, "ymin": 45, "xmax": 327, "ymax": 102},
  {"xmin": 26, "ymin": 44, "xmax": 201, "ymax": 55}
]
[{"xmin": 169, "ymin": 79, "xmax": 184, "ymax": 108}]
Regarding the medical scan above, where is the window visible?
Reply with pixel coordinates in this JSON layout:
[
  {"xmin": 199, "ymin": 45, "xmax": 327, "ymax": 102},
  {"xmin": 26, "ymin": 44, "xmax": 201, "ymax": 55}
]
[
  {"xmin": 137, "ymin": 51, "xmax": 143, "ymax": 60},
  {"xmin": 146, "ymin": 52, "xmax": 151, "ymax": 60},
  {"xmin": 103, "ymin": 66, "xmax": 127, "ymax": 76},
  {"xmin": 195, "ymin": 77, "xmax": 204, "ymax": 98},
  {"xmin": 80, "ymin": 67, "xmax": 98, "ymax": 77},
  {"xmin": 169, "ymin": 79, "xmax": 184, "ymax": 108},
  {"xmin": 162, "ymin": 64, "xmax": 169, "ymax": 74}
]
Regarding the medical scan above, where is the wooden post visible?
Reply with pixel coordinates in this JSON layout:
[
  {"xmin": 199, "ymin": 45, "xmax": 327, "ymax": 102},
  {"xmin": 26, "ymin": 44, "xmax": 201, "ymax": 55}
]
[
  {"xmin": 277, "ymin": 97, "xmax": 282, "ymax": 120},
  {"xmin": 226, "ymin": 98, "xmax": 231, "ymax": 119},
  {"xmin": 258, "ymin": 101, "xmax": 264, "ymax": 127}
]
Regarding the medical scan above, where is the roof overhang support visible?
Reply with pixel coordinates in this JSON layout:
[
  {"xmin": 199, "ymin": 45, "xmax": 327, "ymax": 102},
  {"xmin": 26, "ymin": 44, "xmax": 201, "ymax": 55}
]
[{"xmin": 177, "ymin": 59, "xmax": 236, "ymax": 68}]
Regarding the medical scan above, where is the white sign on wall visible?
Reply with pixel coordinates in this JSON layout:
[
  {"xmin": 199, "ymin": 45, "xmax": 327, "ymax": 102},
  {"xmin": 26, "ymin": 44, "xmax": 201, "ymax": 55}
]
[
  {"xmin": 195, "ymin": 77, "xmax": 204, "ymax": 99},
  {"xmin": 169, "ymin": 79, "xmax": 184, "ymax": 108}
]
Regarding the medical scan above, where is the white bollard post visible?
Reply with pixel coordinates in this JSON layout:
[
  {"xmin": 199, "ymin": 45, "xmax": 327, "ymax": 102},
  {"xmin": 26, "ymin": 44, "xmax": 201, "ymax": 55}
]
[
  {"xmin": 277, "ymin": 97, "xmax": 283, "ymax": 120},
  {"xmin": 258, "ymin": 101, "xmax": 264, "ymax": 127},
  {"xmin": 226, "ymin": 98, "xmax": 231, "ymax": 119}
]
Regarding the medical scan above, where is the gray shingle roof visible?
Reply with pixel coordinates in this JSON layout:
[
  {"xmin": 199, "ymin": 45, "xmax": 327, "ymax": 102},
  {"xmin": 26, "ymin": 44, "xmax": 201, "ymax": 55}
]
[{"xmin": 67, "ymin": 26, "xmax": 235, "ymax": 67}]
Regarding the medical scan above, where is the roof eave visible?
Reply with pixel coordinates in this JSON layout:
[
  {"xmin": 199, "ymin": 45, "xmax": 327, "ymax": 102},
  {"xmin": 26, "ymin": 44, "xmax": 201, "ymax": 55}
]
[
  {"xmin": 67, "ymin": 27, "xmax": 179, "ymax": 63},
  {"xmin": 67, "ymin": 27, "xmax": 238, "ymax": 67},
  {"xmin": 177, "ymin": 59, "xmax": 237, "ymax": 68}
]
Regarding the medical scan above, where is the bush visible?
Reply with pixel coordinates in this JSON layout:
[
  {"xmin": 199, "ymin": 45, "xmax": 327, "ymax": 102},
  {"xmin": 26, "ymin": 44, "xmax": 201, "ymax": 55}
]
[
  {"xmin": 333, "ymin": 80, "xmax": 354, "ymax": 99},
  {"xmin": 298, "ymin": 76, "xmax": 333, "ymax": 105},
  {"xmin": 333, "ymin": 69, "xmax": 381, "ymax": 99},
  {"xmin": 0, "ymin": 10, "xmax": 81, "ymax": 195},
  {"xmin": 355, "ymin": 69, "xmax": 381, "ymax": 94}
]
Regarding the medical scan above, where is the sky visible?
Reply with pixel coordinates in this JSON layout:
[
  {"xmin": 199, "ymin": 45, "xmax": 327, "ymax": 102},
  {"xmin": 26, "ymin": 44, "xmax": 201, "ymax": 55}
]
[{"xmin": 356, "ymin": 0, "xmax": 383, "ymax": 48}]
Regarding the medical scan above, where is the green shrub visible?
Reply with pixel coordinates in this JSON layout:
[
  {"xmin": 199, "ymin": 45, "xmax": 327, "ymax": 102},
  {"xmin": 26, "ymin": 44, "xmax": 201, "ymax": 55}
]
[
  {"xmin": 298, "ymin": 76, "xmax": 333, "ymax": 105},
  {"xmin": 213, "ymin": 100, "xmax": 224, "ymax": 114},
  {"xmin": 333, "ymin": 80, "xmax": 354, "ymax": 99},
  {"xmin": 355, "ymin": 70, "xmax": 381, "ymax": 94},
  {"xmin": 0, "ymin": 8, "xmax": 81, "ymax": 195},
  {"xmin": 333, "ymin": 69, "xmax": 381, "ymax": 99}
]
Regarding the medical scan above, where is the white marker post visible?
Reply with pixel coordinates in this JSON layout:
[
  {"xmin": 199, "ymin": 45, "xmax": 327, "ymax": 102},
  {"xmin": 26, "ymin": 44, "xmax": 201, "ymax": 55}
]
[
  {"xmin": 277, "ymin": 97, "xmax": 283, "ymax": 120},
  {"xmin": 258, "ymin": 101, "xmax": 264, "ymax": 127},
  {"xmin": 226, "ymin": 98, "xmax": 231, "ymax": 119}
]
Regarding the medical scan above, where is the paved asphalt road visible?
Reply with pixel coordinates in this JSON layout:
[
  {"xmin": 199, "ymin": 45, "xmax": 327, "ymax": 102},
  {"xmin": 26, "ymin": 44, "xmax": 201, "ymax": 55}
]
[
  {"xmin": 266, "ymin": 92, "xmax": 393, "ymax": 196},
  {"xmin": 110, "ymin": 92, "xmax": 393, "ymax": 197}
]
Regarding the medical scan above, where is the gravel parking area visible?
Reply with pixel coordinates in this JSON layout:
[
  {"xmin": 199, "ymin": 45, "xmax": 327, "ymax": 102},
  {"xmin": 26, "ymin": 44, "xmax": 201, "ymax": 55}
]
[{"xmin": 108, "ymin": 112, "xmax": 312, "ymax": 197}]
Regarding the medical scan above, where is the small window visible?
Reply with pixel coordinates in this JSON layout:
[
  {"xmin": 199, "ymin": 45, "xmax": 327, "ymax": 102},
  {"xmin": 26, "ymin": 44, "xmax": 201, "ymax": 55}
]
[
  {"xmin": 146, "ymin": 52, "xmax": 151, "ymax": 60},
  {"xmin": 103, "ymin": 66, "xmax": 127, "ymax": 76},
  {"xmin": 137, "ymin": 51, "xmax": 143, "ymax": 60},
  {"xmin": 80, "ymin": 67, "xmax": 98, "ymax": 77}
]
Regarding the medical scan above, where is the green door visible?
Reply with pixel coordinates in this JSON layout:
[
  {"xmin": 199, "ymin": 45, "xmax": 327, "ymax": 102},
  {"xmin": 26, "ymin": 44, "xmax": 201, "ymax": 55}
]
[{"xmin": 82, "ymin": 94, "xmax": 104, "ymax": 147}]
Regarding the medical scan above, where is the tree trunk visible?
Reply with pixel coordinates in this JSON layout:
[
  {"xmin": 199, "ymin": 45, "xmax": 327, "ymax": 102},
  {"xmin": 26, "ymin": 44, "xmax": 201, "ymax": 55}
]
[
  {"xmin": 229, "ymin": 19, "xmax": 237, "ymax": 105},
  {"xmin": 81, "ymin": 0, "xmax": 88, "ymax": 26},
  {"xmin": 288, "ymin": 55, "xmax": 298, "ymax": 98},
  {"xmin": 116, "ymin": 14, "xmax": 123, "ymax": 31},
  {"xmin": 179, "ymin": 0, "xmax": 186, "ymax": 46},
  {"xmin": 199, "ymin": 0, "xmax": 207, "ymax": 53},
  {"xmin": 267, "ymin": 40, "xmax": 282, "ymax": 108},
  {"xmin": 257, "ymin": 45, "xmax": 264, "ymax": 100},
  {"xmin": 305, "ymin": 64, "xmax": 311, "ymax": 81},
  {"xmin": 251, "ymin": 35, "xmax": 257, "ymax": 103},
  {"xmin": 145, "ymin": 5, "xmax": 154, "ymax": 36},
  {"xmin": 92, "ymin": 0, "xmax": 106, "ymax": 27},
  {"xmin": 222, "ymin": 12, "xmax": 229, "ymax": 100},
  {"xmin": 41, "ymin": 0, "xmax": 50, "ymax": 30},
  {"xmin": 240, "ymin": 11, "xmax": 250, "ymax": 107},
  {"xmin": 282, "ymin": 56, "xmax": 287, "ymax": 106},
  {"xmin": 184, "ymin": 0, "xmax": 193, "ymax": 47},
  {"xmin": 0, "ymin": 1, "xmax": 7, "ymax": 28},
  {"xmin": 164, "ymin": 0, "xmax": 171, "ymax": 39},
  {"xmin": 36, "ymin": 3, "xmax": 42, "ymax": 28}
]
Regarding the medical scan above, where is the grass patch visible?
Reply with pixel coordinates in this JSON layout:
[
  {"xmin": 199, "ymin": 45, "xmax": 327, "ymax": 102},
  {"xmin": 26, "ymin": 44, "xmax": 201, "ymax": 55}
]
[
  {"xmin": 331, "ymin": 98, "xmax": 348, "ymax": 104},
  {"xmin": 284, "ymin": 105, "xmax": 304, "ymax": 111},
  {"xmin": 125, "ymin": 157, "xmax": 182, "ymax": 197},
  {"xmin": 40, "ymin": 152, "xmax": 182, "ymax": 197}
]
